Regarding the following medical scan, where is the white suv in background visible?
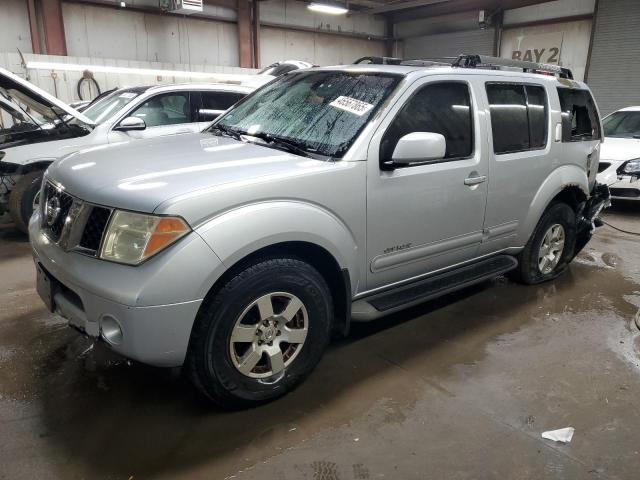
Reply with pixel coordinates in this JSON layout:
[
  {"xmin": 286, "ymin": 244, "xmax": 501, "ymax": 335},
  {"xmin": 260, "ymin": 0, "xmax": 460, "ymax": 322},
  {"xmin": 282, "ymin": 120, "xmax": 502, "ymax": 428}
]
[
  {"xmin": 597, "ymin": 106, "xmax": 640, "ymax": 201},
  {"xmin": 0, "ymin": 67, "xmax": 253, "ymax": 232}
]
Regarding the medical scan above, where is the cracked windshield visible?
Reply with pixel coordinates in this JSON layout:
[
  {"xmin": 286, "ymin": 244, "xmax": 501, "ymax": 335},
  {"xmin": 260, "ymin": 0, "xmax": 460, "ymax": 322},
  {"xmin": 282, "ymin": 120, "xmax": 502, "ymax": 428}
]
[{"xmin": 212, "ymin": 71, "xmax": 401, "ymax": 158}]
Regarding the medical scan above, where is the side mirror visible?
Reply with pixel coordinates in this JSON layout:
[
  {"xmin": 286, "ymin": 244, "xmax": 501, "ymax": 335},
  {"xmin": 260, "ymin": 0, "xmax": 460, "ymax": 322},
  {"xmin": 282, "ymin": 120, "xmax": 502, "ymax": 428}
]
[
  {"xmin": 115, "ymin": 116, "xmax": 146, "ymax": 131},
  {"xmin": 621, "ymin": 159, "xmax": 640, "ymax": 179},
  {"xmin": 391, "ymin": 132, "xmax": 446, "ymax": 165}
]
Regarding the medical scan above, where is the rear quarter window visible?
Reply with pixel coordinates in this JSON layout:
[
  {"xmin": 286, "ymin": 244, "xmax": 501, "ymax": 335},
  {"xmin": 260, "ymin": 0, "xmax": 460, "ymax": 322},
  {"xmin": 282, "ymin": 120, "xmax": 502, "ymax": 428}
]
[{"xmin": 557, "ymin": 88, "xmax": 601, "ymax": 142}]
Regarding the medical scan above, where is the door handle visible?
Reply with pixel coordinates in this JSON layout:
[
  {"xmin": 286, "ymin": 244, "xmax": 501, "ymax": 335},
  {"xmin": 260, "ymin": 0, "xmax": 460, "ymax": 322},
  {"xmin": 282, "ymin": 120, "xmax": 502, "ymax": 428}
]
[{"xmin": 464, "ymin": 175, "xmax": 487, "ymax": 186}]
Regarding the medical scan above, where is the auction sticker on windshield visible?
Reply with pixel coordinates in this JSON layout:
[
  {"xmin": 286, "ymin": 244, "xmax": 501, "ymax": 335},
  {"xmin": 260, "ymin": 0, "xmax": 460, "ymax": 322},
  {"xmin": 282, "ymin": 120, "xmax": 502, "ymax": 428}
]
[{"xmin": 329, "ymin": 96, "xmax": 374, "ymax": 116}]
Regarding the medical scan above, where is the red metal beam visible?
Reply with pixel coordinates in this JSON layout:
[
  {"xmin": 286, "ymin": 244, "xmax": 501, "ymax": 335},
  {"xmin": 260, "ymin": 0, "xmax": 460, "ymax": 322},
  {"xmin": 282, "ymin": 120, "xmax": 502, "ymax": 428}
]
[
  {"xmin": 41, "ymin": 0, "xmax": 67, "ymax": 56},
  {"xmin": 237, "ymin": 0, "xmax": 253, "ymax": 68},
  {"xmin": 26, "ymin": 0, "xmax": 41, "ymax": 54}
]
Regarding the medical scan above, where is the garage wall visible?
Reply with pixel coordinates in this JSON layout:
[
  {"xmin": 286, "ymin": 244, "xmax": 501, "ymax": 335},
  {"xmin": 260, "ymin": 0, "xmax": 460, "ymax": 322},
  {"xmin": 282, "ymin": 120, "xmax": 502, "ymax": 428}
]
[
  {"xmin": 402, "ymin": 29, "xmax": 495, "ymax": 60},
  {"xmin": 260, "ymin": 27, "xmax": 385, "ymax": 66},
  {"xmin": 587, "ymin": 0, "xmax": 640, "ymax": 115},
  {"xmin": 394, "ymin": 11, "xmax": 494, "ymax": 60},
  {"xmin": 0, "ymin": 0, "xmax": 33, "ymax": 54},
  {"xmin": 62, "ymin": 2, "xmax": 239, "ymax": 67}
]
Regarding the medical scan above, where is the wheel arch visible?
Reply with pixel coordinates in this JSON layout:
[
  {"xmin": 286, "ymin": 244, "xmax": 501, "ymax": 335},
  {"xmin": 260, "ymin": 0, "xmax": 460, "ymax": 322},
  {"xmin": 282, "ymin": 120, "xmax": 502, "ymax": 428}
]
[
  {"xmin": 519, "ymin": 165, "xmax": 589, "ymax": 244},
  {"xmin": 199, "ymin": 241, "xmax": 352, "ymax": 338}
]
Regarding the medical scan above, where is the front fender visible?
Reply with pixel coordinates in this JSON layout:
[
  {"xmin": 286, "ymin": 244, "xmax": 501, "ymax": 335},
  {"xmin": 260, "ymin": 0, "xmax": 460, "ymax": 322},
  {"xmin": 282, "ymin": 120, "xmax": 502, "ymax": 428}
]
[
  {"xmin": 519, "ymin": 165, "xmax": 589, "ymax": 243},
  {"xmin": 195, "ymin": 201, "xmax": 360, "ymax": 294}
]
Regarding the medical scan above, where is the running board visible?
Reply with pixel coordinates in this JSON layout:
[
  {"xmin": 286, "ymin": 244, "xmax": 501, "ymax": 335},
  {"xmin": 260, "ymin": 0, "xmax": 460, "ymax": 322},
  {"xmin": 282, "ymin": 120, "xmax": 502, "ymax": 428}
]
[{"xmin": 352, "ymin": 255, "xmax": 518, "ymax": 321}]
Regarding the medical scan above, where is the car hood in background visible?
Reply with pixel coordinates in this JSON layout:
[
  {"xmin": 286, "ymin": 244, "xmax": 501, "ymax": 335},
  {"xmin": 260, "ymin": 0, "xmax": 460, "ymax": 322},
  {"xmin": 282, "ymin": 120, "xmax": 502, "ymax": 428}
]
[
  {"xmin": 47, "ymin": 133, "xmax": 332, "ymax": 214},
  {"xmin": 0, "ymin": 66, "xmax": 95, "ymax": 126},
  {"xmin": 600, "ymin": 137, "xmax": 640, "ymax": 162}
]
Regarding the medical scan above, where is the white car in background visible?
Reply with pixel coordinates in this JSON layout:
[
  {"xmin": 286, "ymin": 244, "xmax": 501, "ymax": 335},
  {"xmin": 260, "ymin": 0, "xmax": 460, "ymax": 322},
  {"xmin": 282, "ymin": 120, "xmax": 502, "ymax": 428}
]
[
  {"xmin": 597, "ymin": 106, "xmax": 640, "ymax": 202},
  {"xmin": 0, "ymin": 67, "xmax": 253, "ymax": 232}
]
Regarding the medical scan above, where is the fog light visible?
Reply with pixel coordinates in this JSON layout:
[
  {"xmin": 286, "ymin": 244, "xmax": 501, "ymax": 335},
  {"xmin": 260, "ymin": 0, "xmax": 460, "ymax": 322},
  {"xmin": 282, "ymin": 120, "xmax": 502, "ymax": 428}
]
[{"xmin": 100, "ymin": 315, "xmax": 123, "ymax": 345}]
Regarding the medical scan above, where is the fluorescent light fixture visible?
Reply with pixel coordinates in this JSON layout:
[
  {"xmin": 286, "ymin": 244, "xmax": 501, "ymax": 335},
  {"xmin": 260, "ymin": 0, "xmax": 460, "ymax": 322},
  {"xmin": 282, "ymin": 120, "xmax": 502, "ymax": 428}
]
[
  {"xmin": 25, "ymin": 61, "xmax": 252, "ymax": 83},
  {"xmin": 308, "ymin": 2, "xmax": 349, "ymax": 14},
  {"xmin": 120, "ymin": 1, "xmax": 126, "ymax": 6}
]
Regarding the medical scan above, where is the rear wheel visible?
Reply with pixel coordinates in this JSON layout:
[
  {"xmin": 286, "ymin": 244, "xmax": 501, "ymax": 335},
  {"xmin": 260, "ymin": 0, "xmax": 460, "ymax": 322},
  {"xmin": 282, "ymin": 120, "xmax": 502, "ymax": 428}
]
[
  {"xmin": 513, "ymin": 202, "xmax": 577, "ymax": 285},
  {"xmin": 9, "ymin": 171, "xmax": 43, "ymax": 234},
  {"xmin": 186, "ymin": 257, "xmax": 333, "ymax": 408}
]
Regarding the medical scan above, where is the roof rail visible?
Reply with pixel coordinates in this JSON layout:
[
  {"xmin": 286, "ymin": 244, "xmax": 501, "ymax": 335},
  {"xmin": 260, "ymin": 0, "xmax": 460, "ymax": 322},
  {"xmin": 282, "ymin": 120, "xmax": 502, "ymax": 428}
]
[
  {"xmin": 352, "ymin": 54, "xmax": 573, "ymax": 79},
  {"xmin": 452, "ymin": 54, "xmax": 573, "ymax": 79},
  {"xmin": 353, "ymin": 56, "xmax": 403, "ymax": 65}
]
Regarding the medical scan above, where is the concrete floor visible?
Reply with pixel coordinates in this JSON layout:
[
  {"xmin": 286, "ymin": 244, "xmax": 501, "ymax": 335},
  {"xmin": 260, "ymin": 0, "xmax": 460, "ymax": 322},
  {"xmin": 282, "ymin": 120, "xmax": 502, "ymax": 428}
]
[{"xmin": 1, "ymin": 205, "xmax": 640, "ymax": 480}]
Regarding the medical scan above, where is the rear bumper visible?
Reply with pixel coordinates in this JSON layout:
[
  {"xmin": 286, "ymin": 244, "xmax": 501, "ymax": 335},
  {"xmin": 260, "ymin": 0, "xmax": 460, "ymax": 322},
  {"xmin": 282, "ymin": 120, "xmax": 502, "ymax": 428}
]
[
  {"xmin": 574, "ymin": 183, "xmax": 611, "ymax": 255},
  {"xmin": 29, "ymin": 211, "xmax": 224, "ymax": 367}
]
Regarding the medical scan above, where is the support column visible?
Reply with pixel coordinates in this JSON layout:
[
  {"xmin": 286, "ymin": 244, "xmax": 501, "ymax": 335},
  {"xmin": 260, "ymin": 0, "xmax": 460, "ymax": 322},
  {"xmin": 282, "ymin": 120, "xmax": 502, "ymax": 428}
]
[
  {"xmin": 237, "ymin": 0, "xmax": 253, "ymax": 68},
  {"xmin": 27, "ymin": 0, "xmax": 42, "ymax": 54},
  {"xmin": 41, "ymin": 0, "xmax": 67, "ymax": 56},
  {"xmin": 251, "ymin": 0, "xmax": 260, "ymax": 68}
]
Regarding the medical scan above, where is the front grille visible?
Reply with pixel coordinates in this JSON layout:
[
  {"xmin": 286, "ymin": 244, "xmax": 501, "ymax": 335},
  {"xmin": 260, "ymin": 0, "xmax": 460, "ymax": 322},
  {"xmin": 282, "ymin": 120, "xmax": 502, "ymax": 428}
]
[
  {"xmin": 79, "ymin": 206, "xmax": 112, "ymax": 252},
  {"xmin": 610, "ymin": 188, "xmax": 640, "ymax": 198},
  {"xmin": 41, "ymin": 182, "xmax": 74, "ymax": 241},
  {"xmin": 597, "ymin": 162, "xmax": 611, "ymax": 173},
  {"xmin": 41, "ymin": 181, "xmax": 112, "ymax": 256}
]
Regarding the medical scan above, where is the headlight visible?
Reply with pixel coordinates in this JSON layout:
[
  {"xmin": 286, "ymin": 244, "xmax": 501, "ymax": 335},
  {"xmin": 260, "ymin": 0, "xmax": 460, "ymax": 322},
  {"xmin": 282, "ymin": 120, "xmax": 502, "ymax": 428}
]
[
  {"xmin": 622, "ymin": 159, "xmax": 640, "ymax": 175},
  {"xmin": 100, "ymin": 210, "xmax": 190, "ymax": 265}
]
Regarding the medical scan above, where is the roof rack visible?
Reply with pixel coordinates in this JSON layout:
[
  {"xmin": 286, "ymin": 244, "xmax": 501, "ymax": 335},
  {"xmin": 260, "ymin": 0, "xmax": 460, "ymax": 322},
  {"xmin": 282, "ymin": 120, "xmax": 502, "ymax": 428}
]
[
  {"xmin": 352, "ymin": 54, "xmax": 573, "ymax": 80},
  {"xmin": 452, "ymin": 54, "xmax": 573, "ymax": 80}
]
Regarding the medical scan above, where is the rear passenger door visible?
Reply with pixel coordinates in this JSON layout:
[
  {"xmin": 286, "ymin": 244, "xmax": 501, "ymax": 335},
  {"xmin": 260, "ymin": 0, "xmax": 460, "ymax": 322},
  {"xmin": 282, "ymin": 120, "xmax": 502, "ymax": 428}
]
[
  {"xmin": 366, "ymin": 78, "xmax": 490, "ymax": 290},
  {"xmin": 480, "ymin": 82, "xmax": 551, "ymax": 255},
  {"xmin": 196, "ymin": 90, "xmax": 246, "ymax": 129}
]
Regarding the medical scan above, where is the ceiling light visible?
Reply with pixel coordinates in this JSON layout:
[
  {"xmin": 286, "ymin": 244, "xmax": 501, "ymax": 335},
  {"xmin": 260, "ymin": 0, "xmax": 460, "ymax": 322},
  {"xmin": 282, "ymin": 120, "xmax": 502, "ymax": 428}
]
[{"xmin": 308, "ymin": 2, "xmax": 349, "ymax": 15}]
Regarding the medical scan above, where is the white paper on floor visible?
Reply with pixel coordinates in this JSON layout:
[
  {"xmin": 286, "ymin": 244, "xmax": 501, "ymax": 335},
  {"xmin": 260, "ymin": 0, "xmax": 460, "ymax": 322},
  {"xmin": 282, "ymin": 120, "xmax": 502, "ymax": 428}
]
[{"xmin": 541, "ymin": 427, "xmax": 575, "ymax": 443}]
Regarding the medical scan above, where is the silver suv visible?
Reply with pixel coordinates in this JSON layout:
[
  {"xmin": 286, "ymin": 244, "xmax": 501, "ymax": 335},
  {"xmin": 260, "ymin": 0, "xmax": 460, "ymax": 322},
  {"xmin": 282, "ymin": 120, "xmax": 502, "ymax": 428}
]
[{"xmin": 30, "ymin": 55, "xmax": 613, "ymax": 407}]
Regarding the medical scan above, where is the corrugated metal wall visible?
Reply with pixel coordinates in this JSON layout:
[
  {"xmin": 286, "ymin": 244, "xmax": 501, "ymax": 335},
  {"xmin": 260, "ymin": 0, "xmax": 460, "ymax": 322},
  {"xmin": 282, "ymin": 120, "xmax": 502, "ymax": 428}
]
[
  {"xmin": 402, "ymin": 29, "xmax": 495, "ymax": 59},
  {"xmin": 587, "ymin": 0, "xmax": 640, "ymax": 115}
]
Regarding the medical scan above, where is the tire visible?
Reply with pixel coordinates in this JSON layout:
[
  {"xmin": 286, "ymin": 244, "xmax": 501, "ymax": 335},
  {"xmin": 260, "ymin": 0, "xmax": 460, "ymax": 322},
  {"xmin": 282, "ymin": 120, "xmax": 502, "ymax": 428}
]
[
  {"xmin": 8, "ymin": 171, "xmax": 43, "ymax": 234},
  {"xmin": 512, "ymin": 202, "xmax": 577, "ymax": 285},
  {"xmin": 186, "ymin": 257, "xmax": 333, "ymax": 408}
]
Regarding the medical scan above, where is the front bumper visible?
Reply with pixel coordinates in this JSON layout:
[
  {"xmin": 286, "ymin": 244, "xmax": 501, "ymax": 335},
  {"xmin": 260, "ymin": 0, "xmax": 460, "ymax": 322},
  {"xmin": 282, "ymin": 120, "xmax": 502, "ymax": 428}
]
[{"xmin": 29, "ymin": 211, "xmax": 225, "ymax": 367}]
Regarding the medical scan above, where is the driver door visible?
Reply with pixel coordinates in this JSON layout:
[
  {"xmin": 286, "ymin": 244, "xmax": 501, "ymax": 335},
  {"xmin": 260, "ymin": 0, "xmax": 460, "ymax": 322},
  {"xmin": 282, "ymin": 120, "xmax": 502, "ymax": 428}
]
[
  {"xmin": 109, "ymin": 91, "xmax": 199, "ymax": 142},
  {"xmin": 366, "ymin": 78, "xmax": 489, "ymax": 290}
]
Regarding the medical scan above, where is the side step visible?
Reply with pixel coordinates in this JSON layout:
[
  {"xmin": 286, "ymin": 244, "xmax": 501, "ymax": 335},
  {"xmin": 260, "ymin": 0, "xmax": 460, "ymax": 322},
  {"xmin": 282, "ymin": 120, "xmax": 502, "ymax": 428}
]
[{"xmin": 352, "ymin": 255, "xmax": 517, "ymax": 321}]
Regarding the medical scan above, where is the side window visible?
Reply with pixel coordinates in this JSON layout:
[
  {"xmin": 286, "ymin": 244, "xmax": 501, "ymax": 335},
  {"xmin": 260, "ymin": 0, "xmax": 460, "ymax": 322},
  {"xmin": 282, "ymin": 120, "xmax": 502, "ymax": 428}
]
[
  {"xmin": 486, "ymin": 83, "xmax": 548, "ymax": 154},
  {"xmin": 526, "ymin": 86, "xmax": 547, "ymax": 149},
  {"xmin": 198, "ymin": 91, "xmax": 245, "ymax": 121},
  {"xmin": 380, "ymin": 82, "xmax": 473, "ymax": 165},
  {"xmin": 557, "ymin": 88, "xmax": 601, "ymax": 141},
  {"xmin": 130, "ymin": 92, "xmax": 191, "ymax": 127}
]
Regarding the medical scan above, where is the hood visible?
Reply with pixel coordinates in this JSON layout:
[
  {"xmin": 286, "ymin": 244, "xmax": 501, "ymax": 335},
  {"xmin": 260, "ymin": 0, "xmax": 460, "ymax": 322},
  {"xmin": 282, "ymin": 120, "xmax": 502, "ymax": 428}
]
[
  {"xmin": 0, "ymin": 66, "xmax": 95, "ymax": 126},
  {"xmin": 600, "ymin": 137, "xmax": 640, "ymax": 162},
  {"xmin": 47, "ymin": 133, "xmax": 329, "ymax": 213}
]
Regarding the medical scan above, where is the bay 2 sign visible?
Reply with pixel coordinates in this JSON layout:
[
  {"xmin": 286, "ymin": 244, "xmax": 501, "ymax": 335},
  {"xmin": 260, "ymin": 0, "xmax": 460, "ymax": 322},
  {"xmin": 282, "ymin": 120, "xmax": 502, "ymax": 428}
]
[{"xmin": 509, "ymin": 31, "xmax": 563, "ymax": 64}]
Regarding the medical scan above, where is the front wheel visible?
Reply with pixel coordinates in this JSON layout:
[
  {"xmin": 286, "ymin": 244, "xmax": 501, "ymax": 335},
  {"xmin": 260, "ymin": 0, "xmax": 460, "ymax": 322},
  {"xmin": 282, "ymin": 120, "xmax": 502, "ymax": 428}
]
[
  {"xmin": 513, "ymin": 202, "xmax": 577, "ymax": 285},
  {"xmin": 9, "ymin": 171, "xmax": 43, "ymax": 234},
  {"xmin": 186, "ymin": 257, "xmax": 333, "ymax": 408}
]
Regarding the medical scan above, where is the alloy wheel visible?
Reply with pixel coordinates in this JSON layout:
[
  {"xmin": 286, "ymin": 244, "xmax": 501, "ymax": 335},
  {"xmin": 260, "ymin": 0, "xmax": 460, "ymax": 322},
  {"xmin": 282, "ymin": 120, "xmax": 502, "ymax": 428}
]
[{"xmin": 229, "ymin": 292, "xmax": 308, "ymax": 379}]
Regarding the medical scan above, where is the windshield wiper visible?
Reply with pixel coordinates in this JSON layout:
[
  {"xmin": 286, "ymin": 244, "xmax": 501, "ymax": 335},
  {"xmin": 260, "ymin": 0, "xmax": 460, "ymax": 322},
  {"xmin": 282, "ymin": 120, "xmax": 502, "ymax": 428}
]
[
  {"xmin": 242, "ymin": 132, "xmax": 324, "ymax": 160},
  {"xmin": 210, "ymin": 123, "xmax": 242, "ymax": 140}
]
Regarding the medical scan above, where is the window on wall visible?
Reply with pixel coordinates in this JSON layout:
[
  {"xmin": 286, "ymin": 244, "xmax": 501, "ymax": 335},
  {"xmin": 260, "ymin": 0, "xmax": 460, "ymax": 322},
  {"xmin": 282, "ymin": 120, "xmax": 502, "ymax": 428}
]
[
  {"xmin": 486, "ymin": 83, "xmax": 548, "ymax": 154},
  {"xmin": 557, "ymin": 88, "xmax": 601, "ymax": 141},
  {"xmin": 380, "ymin": 82, "xmax": 473, "ymax": 165}
]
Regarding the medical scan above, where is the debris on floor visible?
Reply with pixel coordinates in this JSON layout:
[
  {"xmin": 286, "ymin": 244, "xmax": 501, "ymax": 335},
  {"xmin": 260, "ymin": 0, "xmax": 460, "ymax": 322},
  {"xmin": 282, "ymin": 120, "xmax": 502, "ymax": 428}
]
[{"xmin": 541, "ymin": 427, "xmax": 575, "ymax": 443}]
